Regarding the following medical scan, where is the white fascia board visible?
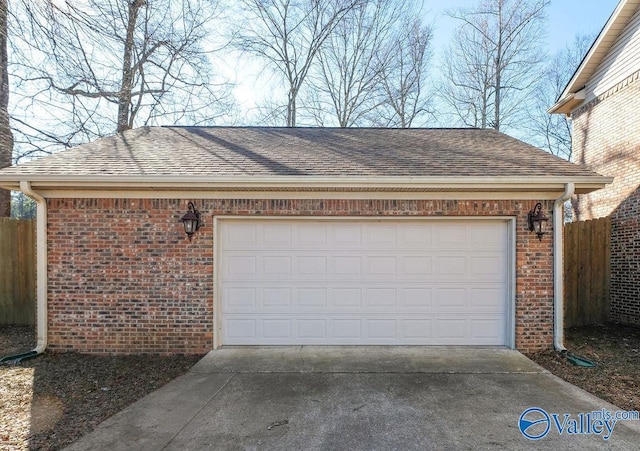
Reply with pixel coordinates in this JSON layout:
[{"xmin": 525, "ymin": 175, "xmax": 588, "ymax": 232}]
[
  {"xmin": 548, "ymin": 89, "xmax": 587, "ymax": 115},
  {"xmin": 1, "ymin": 174, "xmax": 613, "ymax": 186},
  {"xmin": 31, "ymin": 190, "xmax": 574, "ymax": 200},
  {"xmin": 1, "ymin": 174, "xmax": 612, "ymax": 196}
]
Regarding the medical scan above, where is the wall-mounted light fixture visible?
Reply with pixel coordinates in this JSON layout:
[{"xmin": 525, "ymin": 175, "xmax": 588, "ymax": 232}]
[
  {"xmin": 528, "ymin": 202, "xmax": 549, "ymax": 241},
  {"xmin": 181, "ymin": 202, "xmax": 202, "ymax": 241}
]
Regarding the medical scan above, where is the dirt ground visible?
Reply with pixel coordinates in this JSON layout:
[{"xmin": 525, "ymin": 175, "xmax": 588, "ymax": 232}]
[
  {"xmin": 0, "ymin": 326, "xmax": 202, "ymax": 450},
  {"xmin": 527, "ymin": 323, "xmax": 640, "ymax": 412},
  {"xmin": 1, "ymin": 322, "xmax": 639, "ymax": 450}
]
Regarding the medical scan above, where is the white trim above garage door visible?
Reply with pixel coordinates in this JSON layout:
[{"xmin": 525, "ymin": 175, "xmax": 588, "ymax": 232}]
[{"xmin": 215, "ymin": 218, "xmax": 514, "ymax": 347}]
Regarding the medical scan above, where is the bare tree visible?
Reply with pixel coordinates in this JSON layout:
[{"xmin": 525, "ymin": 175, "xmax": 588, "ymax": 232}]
[
  {"xmin": 526, "ymin": 34, "xmax": 593, "ymax": 160},
  {"xmin": 440, "ymin": 14, "xmax": 494, "ymax": 128},
  {"xmin": 441, "ymin": 0, "xmax": 548, "ymax": 131},
  {"xmin": 308, "ymin": 0, "xmax": 404, "ymax": 127},
  {"xmin": 235, "ymin": 0, "xmax": 360, "ymax": 127},
  {"xmin": 375, "ymin": 17, "xmax": 433, "ymax": 128},
  {"xmin": 254, "ymin": 98, "xmax": 289, "ymax": 126},
  {"xmin": 10, "ymin": 0, "xmax": 232, "ymax": 158},
  {"xmin": 0, "ymin": 0, "xmax": 11, "ymax": 216}
]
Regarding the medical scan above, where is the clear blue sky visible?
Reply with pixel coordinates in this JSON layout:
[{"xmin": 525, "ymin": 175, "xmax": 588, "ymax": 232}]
[
  {"xmin": 429, "ymin": 0, "xmax": 620, "ymax": 55},
  {"xmin": 547, "ymin": 0, "xmax": 620, "ymax": 50}
]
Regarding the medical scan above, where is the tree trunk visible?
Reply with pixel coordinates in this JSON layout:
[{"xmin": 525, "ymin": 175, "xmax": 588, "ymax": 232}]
[
  {"xmin": 494, "ymin": 0, "xmax": 503, "ymax": 131},
  {"xmin": 0, "ymin": 0, "xmax": 13, "ymax": 217},
  {"xmin": 481, "ymin": 88, "xmax": 487, "ymax": 129},
  {"xmin": 117, "ymin": 0, "xmax": 144, "ymax": 134},
  {"xmin": 287, "ymin": 88, "xmax": 297, "ymax": 127},
  {"xmin": 494, "ymin": 60, "xmax": 501, "ymax": 131}
]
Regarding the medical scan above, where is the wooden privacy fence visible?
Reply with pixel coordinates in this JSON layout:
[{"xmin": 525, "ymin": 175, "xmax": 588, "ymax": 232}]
[
  {"xmin": 0, "ymin": 218, "xmax": 36, "ymax": 325},
  {"xmin": 564, "ymin": 217, "xmax": 611, "ymax": 327}
]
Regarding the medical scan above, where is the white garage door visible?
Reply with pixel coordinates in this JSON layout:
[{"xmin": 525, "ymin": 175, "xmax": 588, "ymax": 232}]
[{"xmin": 219, "ymin": 219, "xmax": 511, "ymax": 345}]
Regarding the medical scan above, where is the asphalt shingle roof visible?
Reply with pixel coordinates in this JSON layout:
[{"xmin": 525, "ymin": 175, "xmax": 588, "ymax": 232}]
[{"xmin": 0, "ymin": 126, "xmax": 602, "ymax": 179}]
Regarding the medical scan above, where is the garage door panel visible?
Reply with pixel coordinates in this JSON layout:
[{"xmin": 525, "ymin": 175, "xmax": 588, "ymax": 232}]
[
  {"xmin": 435, "ymin": 256, "xmax": 467, "ymax": 276},
  {"xmin": 220, "ymin": 219, "xmax": 510, "ymax": 345},
  {"xmin": 262, "ymin": 223, "xmax": 292, "ymax": 245},
  {"xmin": 333, "ymin": 319, "xmax": 362, "ymax": 339},
  {"xmin": 298, "ymin": 224, "xmax": 328, "ymax": 245},
  {"xmin": 333, "ymin": 256, "xmax": 362, "ymax": 275},
  {"xmin": 333, "ymin": 288, "xmax": 363, "ymax": 308},
  {"xmin": 435, "ymin": 319, "xmax": 467, "ymax": 342},
  {"xmin": 470, "ymin": 223, "xmax": 509, "ymax": 250},
  {"xmin": 222, "ymin": 315, "xmax": 506, "ymax": 345},
  {"xmin": 225, "ymin": 319, "xmax": 257, "ymax": 340},
  {"xmin": 223, "ymin": 223, "xmax": 257, "ymax": 248},
  {"xmin": 398, "ymin": 223, "xmax": 432, "ymax": 247},
  {"xmin": 297, "ymin": 319, "xmax": 327, "ymax": 339},
  {"xmin": 471, "ymin": 288, "xmax": 507, "ymax": 311},
  {"xmin": 223, "ymin": 288, "xmax": 256, "ymax": 311},
  {"xmin": 298, "ymin": 288, "xmax": 327, "ymax": 307},
  {"xmin": 471, "ymin": 318, "xmax": 505, "ymax": 342},
  {"xmin": 434, "ymin": 223, "xmax": 468, "ymax": 248},
  {"xmin": 471, "ymin": 255, "xmax": 506, "ymax": 278},
  {"xmin": 367, "ymin": 256, "xmax": 397, "ymax": 276},
  {"xmin": 298, "ymin": 256, "xmax": 328, "ymax": 275},
  {"xmin": 435, "ymin": 288, "xmax": 467, "ymax": 310},
  {"xmin": 366, "ymin": 288, "xmax": 398, "ymax": 308},
  {"xmin": 367, "ymin": 223, "xmax": 398, "ymax": 246},
  {"xmin": 225, "ymin": 255, "xmax": 256, "ymax": 277},
  {"xmin": 262, "ymin": 256, "xmax": 292, "ymax": 275},
  {"xmin": 400, "ymin": 288, "xmax": 432, "ymax": 309},
  {"xmin": 223, "ymin": 284, "xmax": 504, "ymax": 312},
  {"xmin": 401, "ymin": 319, "xmax": 432, "ymax": 339},
  {"xmin": 263, "ymin": 288, "xmax": 292, "ymax": 307},
  {"xmin": 224, "ymin": 284, "xmax": 506, "ymax": 315},
  {"xmin": 367, "ymin": 319, "xmax": 396, "ymax": 339},
  {"xmin": 332, "ymin": 223, "xmax": 363, "ymax": 245},
  {"xmin": 402, "ymin": 256, "xmax": 432, "ymax": 276},
  {"xmin": 263, "ymin": 319, "xmax": 291, "ymax": 338}
]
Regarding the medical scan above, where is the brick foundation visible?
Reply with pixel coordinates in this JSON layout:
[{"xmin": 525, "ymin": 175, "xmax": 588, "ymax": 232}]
[{"xmin": 46, "ymin": 198, "xmax": 555, "ymax": 354}]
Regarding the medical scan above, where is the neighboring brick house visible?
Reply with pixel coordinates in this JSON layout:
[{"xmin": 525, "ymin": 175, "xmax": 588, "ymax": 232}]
[
  {"xmin": 0, "ymin": 127, "xmax": 609, "ymax": 354},
  {"xmin": 550, "ymin": 0, "xmax": 640, "ymax": 326}
]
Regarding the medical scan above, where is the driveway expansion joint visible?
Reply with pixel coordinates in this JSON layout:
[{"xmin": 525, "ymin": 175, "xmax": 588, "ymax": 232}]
[{"xmin": 160, "ymin": 372, "xmax": 236, "ymax": 451}]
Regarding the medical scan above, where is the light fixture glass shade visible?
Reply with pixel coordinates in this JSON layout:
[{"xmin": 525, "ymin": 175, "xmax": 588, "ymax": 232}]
[
  {"xmin": 528, "ymin": 202, "xmax": 549, "ymax": 241},
  {"xmin": 534, "ymin": 217, "xmax": 547, "ymax": 236},
  {"xmin": 181, "ymin": 202, "xmax": 201, "ymax": 240},
  {"xmin": 183, "ymin": 217, "xmax": 196, "ymax": 234}
]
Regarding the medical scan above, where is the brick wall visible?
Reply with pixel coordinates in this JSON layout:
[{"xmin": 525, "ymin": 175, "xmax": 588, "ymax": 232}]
[
  {"xmin": 47, "ymin": 199, "xmax": 214, "ymax": 354},
  {"xmin": 572, "ymin": 73, "xmax": 640, "ymax": 326},
  {"xmin": 46, "ymin": 198, "xmax": 555, "ymax": 354}
]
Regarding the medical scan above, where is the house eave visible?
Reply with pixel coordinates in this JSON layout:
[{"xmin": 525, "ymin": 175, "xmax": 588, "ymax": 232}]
[
  {"xmin": 551, "ymin": 0, "xmax": 640, "ymax": 115},
  {"xmin": 548, "ymin": 89, "xmax": 587, "ymax": 115},
  {"xmin": 0, "ymin": 175, "xmax": 612, "ymax": 196}
]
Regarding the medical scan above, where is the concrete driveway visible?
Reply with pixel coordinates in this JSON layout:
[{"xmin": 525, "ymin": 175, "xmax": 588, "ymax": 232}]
[{"xmin": 66, "ymin": 347, "xmax": 640, "ymax": 450}]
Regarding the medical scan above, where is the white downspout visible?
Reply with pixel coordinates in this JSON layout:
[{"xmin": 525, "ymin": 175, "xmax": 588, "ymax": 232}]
[
  {"xmin": 20, "ymin": 181, "xmax": 47, "ymax": 354},
  {"xmin": 553, "ymin": 182, "xmax": 574, "ymax": 351}
]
